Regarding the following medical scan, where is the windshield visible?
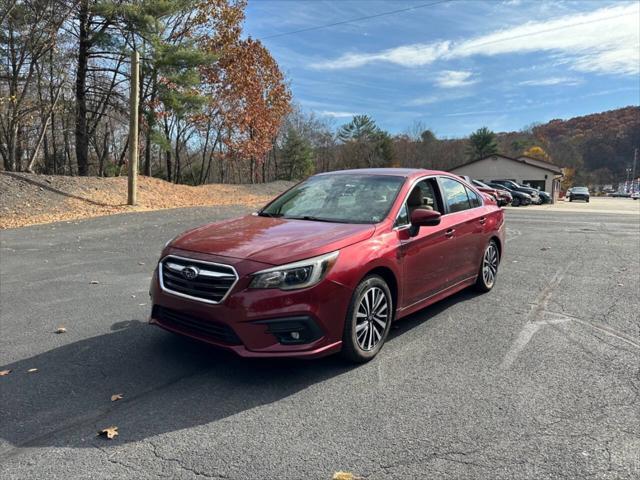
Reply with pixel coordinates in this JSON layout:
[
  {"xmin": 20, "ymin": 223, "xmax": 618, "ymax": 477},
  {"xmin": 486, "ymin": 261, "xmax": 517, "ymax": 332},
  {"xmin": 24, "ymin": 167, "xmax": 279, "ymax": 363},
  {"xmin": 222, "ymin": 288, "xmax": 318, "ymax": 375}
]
[
  {"xmin": 489, "ymin": 183, "xmax": 511, "ymax": 192},
  {"xmin": 260, "ymin": 174, "xmax": 406, "ymax": 224},
  {"xmin": 573, "ymin": 187, "xmax": 589, "ymax": 193}
]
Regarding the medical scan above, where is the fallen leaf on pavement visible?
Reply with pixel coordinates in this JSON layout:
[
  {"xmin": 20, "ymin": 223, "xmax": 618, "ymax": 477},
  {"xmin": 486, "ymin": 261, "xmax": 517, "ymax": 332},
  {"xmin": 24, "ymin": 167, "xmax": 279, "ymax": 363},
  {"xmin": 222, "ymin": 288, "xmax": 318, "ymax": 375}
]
[
  {"xmin": 111, "ymin": 393, "xmax": 124, "ymax": 402},
  {"xmin": 27, "ymin": 368, "xmax": 38, "ymax": 373},
  {"xmin": 98, "ymin": 426, "xmax": 119, "ymax": 439},
  {"xmin": 333, "ymin": 472, "xmax": 363, "ymax": 480},
  {"xmin": 0, "ymin": 369, "xmax": 11, "ymax": 376},
  {"xmin": 540, "ymin": 247, "xmax": 551, "ymax": 251},
  {"xmin": 55, "ymin": 327, "xmax": 67, "ymax": 334},
  {"xmin": 90, "ymin": 280, "xmax": 99, "ymax": 284}
]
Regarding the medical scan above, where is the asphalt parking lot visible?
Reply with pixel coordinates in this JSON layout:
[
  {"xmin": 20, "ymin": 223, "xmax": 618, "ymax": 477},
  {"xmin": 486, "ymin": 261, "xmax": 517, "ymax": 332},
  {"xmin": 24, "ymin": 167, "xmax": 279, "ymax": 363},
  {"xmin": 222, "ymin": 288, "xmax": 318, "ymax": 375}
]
[{"xmin": 1, "ymin": 203, "xmax": 639, "ymax": 479}]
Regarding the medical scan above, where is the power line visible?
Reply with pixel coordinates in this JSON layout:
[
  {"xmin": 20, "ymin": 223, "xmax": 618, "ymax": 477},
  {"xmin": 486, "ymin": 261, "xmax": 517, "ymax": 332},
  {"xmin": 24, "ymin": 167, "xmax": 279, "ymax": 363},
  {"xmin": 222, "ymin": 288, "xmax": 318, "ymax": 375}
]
[
  {"xmin": 453, "ymin": 13, "xmax": 632, "ymax": 52},
  {"xmin": 262, "ymin": 0, "xmax": 455, "ymax": 40}
]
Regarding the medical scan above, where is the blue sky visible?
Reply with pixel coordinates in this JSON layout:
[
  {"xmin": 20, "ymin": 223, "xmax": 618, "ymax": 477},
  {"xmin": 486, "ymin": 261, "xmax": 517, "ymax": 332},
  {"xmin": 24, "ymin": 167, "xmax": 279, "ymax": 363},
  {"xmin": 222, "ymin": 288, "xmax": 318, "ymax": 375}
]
[{"xmin": 243, "ymin": 0, "xmax": 640, "ymax": 137}]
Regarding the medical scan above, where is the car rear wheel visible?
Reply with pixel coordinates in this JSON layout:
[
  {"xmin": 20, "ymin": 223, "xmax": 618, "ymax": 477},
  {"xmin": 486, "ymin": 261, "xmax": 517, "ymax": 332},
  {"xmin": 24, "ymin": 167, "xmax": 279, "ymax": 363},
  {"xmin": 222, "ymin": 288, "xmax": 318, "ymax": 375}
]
[
  {"xmin": 341, "ymin": 275, "xmax": 392, "ymax": 363},
  {"xmin": 512, "ymin": 197, "xmax": 520, "ymax": 207},
  {"xmin": 475, "ymin": 240, "xmax": 500, "ymax": 292}
]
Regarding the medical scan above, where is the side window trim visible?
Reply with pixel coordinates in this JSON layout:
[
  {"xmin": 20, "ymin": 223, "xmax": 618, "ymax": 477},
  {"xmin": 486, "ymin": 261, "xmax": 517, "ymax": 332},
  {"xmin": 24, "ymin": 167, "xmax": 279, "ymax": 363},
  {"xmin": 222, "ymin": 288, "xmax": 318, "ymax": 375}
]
[{"xmin": 465, "ymin": 186, "xmax": 483, "ymax": 209}]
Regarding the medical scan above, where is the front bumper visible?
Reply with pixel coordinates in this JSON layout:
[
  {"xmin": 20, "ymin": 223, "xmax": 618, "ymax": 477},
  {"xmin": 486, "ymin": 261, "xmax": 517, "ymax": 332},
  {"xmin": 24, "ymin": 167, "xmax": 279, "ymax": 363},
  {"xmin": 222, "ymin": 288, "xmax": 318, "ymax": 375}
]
[{"xmin": 148, "ymin": 250, "xmax": 352, "ymax": 358}]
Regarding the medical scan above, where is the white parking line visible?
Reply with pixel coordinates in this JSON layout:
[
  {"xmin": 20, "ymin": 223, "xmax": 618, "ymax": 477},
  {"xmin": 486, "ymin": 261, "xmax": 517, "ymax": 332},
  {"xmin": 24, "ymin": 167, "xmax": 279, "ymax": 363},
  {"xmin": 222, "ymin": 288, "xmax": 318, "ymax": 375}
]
[{"xmin": 499, "ymin": 264, "xmax": 572, "ymax": 370}]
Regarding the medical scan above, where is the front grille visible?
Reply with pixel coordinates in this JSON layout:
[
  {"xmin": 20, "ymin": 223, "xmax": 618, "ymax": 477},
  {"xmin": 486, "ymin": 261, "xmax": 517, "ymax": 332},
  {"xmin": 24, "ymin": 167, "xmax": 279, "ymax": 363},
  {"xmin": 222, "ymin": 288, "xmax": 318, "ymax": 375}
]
[
  {"xmin": 160, "ymin": 255, "xmax": 238, "ymax": 304},
  {"xmin": 153, "ymin": 306, "xmax": 242, "ymax": 345}
]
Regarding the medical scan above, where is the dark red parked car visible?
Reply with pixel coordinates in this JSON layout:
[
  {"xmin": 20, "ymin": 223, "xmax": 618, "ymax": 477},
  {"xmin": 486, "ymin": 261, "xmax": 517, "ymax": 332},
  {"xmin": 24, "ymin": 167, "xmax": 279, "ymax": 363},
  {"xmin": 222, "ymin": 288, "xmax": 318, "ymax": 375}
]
[
  {"xmin": 150, "ymin": 169, "xmax": 505, "ymax": 362},
  {"xmin": 458, "ymin": 175, "xmax": 512, "ymax": 207}
]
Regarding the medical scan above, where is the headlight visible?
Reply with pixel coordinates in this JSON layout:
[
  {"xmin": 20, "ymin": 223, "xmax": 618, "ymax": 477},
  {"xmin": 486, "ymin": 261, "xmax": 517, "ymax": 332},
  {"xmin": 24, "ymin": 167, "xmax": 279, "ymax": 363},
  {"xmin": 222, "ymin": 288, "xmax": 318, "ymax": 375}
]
[{"xmin": 249, "ymin": 251, "xmax": 339, "ymax": 290}]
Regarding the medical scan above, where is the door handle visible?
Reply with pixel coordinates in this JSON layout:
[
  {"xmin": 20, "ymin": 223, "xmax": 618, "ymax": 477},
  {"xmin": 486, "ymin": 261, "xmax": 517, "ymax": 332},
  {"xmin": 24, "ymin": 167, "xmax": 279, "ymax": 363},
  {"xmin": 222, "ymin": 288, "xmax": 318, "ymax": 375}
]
[
  {"xmin": 445, "ymin": 228, "xmax": 455, "ymax": 238},
  {"xmin": 479, "ymin": 217, "xmax": 486, "ymax": 225}
]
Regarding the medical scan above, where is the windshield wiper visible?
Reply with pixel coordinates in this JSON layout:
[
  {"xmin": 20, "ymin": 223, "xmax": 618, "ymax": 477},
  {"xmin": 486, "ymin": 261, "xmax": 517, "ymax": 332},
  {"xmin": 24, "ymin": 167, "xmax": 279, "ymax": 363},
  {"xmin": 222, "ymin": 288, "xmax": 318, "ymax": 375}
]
[
  {"xmin": 257, "ymin": 211, "xmax": 283, "ymax": 218},
  {"xmin": 287, "ymin": 215, "xmax": 349, "ymax": 223}
]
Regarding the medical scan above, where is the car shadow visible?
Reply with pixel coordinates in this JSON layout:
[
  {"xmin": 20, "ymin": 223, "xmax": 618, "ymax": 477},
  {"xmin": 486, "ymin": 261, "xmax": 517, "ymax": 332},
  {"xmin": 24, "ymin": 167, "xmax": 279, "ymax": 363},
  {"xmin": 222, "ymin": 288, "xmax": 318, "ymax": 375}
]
[
  {"xmin": 0, "ymin": 289, "xmax": 480, "ymax": 454},
  {"xmin": 388, "ymin": 289, "xmax": 481, "ymax": 340},
  {"xmin": 0, "ymin": 322, "xmax": 351, "ymax": 453}
]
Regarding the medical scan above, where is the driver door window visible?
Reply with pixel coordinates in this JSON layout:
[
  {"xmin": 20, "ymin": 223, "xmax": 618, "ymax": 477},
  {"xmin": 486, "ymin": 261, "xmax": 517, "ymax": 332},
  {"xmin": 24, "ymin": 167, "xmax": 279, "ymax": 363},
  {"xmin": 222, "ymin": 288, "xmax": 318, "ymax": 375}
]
[{"xmin": 395, "ymin": 178, "xmax": 441, "ymax": 228}]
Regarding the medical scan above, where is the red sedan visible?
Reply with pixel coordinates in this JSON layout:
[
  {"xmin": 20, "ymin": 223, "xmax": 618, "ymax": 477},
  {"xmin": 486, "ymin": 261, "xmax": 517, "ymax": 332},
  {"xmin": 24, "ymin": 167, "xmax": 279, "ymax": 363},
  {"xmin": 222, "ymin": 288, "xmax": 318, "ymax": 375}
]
[{"xmin": 149, "ymin": 169, "xmax": 505, "ymax": 362}]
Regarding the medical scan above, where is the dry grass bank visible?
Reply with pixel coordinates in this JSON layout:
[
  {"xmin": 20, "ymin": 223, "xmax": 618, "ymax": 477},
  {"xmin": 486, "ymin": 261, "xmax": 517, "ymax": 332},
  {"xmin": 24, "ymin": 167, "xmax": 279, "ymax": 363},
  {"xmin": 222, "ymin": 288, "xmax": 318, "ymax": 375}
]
[{"xmin": 0, "ymin": 172, "xmax": 293, "ymax": 229}]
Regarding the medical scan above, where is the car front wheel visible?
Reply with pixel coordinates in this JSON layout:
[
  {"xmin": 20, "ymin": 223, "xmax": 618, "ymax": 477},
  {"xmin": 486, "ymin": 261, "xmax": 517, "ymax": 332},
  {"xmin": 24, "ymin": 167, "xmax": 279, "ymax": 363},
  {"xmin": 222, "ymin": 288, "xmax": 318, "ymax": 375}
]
[
  {"xmin": 475, "ymin": 240, "xmax": 500, "ymax": 292},
  {"xmin": 342, "ymin": 275, "xmax": 392, "ymax": 363}
]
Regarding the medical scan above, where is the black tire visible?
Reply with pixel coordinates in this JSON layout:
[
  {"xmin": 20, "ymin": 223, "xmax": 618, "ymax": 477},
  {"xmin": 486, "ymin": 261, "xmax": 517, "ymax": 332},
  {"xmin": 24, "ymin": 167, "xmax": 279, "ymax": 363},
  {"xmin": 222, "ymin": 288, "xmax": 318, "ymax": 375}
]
[
  {"xmin": 569, "ymin": 197, "xmax": 573, "ymax": 202},
  {"xmin": 475, "ymin": 240, "xmax": 500, "ymax": 292},
  {"xmin": 341, "ymin": 275, "xmax": 393, "ymax": 363},
  {"xmin": 586, "ymin": 198, "xmax": 589, "ymax": 203},
  {"xmin": 512, "ymin": 197, "xmax": 520, "ymax": 207}
]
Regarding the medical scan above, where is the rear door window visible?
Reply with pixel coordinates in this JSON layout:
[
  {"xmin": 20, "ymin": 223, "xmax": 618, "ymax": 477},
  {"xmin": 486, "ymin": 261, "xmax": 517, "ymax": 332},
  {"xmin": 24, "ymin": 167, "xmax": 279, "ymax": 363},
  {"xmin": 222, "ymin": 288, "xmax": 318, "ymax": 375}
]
[
  {"xmin": 467, "ymin": 187, "xmax": 481, "ymax": 208},
  {"xmin": 440, "ymin": 177, "xmax": 472, "ymax": 213}
]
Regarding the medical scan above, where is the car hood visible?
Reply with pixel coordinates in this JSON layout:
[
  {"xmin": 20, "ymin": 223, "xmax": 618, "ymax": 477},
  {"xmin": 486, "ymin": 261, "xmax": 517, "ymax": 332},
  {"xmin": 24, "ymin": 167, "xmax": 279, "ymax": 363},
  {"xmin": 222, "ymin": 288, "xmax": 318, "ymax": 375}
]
[{"xmin": 171, "ymin": 215, "xmax": 376, "ymax": 265}]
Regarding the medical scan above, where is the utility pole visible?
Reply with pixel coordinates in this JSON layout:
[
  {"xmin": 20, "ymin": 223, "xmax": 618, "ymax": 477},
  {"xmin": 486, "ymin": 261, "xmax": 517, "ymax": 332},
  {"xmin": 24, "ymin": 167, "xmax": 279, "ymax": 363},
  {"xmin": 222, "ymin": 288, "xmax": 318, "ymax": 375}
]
[{"xmin": 128, "ymin": 50, "xmax": 139, "ymax": 206}]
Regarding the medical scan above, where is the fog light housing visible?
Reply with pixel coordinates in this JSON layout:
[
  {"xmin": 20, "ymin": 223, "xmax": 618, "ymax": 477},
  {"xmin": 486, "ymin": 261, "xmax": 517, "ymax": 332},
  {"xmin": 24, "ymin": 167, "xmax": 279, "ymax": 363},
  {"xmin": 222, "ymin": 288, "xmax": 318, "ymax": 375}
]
[{"xmin": 253, "ymin": 316, "xmax": 323, "ymax": 345}]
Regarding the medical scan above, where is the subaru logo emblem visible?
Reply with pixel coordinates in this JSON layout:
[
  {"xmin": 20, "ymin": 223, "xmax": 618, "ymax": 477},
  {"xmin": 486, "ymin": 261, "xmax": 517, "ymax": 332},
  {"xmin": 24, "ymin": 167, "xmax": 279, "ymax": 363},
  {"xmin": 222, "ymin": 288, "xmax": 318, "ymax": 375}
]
[{"xmin": 182, "ymin": 266, "xmax": 199, "ymax": 280}]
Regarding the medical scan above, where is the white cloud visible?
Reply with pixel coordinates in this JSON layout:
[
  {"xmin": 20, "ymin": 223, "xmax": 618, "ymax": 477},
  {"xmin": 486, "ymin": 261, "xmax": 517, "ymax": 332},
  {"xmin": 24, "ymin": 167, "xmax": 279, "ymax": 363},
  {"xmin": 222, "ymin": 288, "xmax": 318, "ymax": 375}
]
[
  {"xmin": 312, "ymin": 3, "xmax": 640, "ymax": 75},
  {"xmin": 312, "ymin": 41, "xmax": 450, "ymax": 69},
  {"xmin": 407, "ymin": 89, "xmax": 474, "ymax": 106},
  {"xmin": 318, "ymin": 110, "xmax": 357, "ymax": 118},
  {"xmin": 435, "ymin": 70, "xmax": 478, "ymax": 88},
  {"xmin": 518, "ymin": 77, "xmax": 582, "ymax": 86}
]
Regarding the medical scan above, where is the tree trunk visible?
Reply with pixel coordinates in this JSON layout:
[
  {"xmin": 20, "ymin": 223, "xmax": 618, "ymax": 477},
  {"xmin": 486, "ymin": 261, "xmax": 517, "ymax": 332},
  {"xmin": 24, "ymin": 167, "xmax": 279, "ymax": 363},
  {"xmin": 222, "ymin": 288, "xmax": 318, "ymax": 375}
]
[
  {"xmin": 27, "ymin": 80, "xmax": 63, "ymax": 173},
  {"xmin": 165, "ymin": 150, "xmax": 172, "ymax": 181},
  {"xmin": 75, "ymin": 0, "xmax": 90, "ymax": 176},
  {"xmin": 272, "ymin": 140, "xmax": 278, "ymax": 180}
]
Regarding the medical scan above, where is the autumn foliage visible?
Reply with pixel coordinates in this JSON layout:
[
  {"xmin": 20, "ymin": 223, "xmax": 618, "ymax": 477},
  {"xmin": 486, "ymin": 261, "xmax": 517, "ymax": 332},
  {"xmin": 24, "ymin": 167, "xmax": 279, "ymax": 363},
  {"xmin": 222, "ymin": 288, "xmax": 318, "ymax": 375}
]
[{"xmin": 1, "ymin": 0, "xmax": 291, "ymax": 184}]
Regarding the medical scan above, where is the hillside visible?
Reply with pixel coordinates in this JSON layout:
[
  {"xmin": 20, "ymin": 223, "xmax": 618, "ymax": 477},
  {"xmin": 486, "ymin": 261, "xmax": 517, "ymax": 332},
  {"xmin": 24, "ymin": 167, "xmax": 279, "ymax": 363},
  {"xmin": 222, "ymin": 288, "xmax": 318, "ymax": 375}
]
[
  {"xmin": 0, "ymin": 173, "xmax": 292, "ymax": 229},
  {"xmin": 533, "ymin": 106, "xmax": 639, "ymax": 141},
  {"xmin": 490, "ymin": 106, "xmax": 639, "ymax": 185}
]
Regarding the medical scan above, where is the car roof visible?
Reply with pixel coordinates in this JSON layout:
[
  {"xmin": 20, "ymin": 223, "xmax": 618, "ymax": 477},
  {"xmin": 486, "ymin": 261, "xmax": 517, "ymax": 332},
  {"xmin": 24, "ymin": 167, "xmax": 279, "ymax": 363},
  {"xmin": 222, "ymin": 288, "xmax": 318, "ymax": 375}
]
[{"xmin": 315, "ymin": 168, "xmax": 448, "ymax": 180}]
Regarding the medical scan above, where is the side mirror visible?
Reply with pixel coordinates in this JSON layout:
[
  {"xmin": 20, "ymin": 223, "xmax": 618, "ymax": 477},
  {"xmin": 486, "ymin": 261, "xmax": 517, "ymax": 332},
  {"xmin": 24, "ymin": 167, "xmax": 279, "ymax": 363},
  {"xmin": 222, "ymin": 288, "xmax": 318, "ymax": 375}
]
[{"xmin": 409, "ymin": 209, "xmax": 441, "ymax": 236}]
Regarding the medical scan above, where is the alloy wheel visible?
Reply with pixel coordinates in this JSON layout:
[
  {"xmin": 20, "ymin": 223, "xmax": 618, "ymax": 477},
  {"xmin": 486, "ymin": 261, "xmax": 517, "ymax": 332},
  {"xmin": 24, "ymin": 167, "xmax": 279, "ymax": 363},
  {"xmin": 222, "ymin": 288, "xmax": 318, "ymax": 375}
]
[
  {"xmin": 355, "ymin": 286, "xmax": 389, "ymax": 351},
  {"xmin": 482, "ymin": 243, "xmax": 499, "ymax": 288}
]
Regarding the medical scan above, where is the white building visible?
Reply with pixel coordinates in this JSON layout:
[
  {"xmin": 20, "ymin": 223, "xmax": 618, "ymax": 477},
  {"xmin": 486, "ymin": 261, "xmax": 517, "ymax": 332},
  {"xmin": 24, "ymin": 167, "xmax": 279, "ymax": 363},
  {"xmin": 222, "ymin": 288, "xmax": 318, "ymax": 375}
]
[{"xmin": 449, "ymin": 154, "xmax": 563, "ymax": 202}]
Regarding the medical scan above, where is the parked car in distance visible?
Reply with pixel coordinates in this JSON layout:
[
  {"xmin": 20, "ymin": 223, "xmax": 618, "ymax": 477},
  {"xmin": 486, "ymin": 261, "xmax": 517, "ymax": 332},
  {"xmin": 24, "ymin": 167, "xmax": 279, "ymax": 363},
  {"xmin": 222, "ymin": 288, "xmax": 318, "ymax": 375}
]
[
  {"xmin": 632, "ymin": 192, "xmax": 639, "ymax": 200},
  {"xmin": 457, "ymin": 175, "xmax": 504, "ymax": 205},
  {"xmin": 150, "ymin": 169, "xmax": 505, "ymax": 362},
  {"xmin": 568, "ymin": 186, "xmax": 590, "ymax": 202},
  {"xmin": 471, "ymin": 179, "xmax": 512, "ymax": 207},
  {"xmin": 610, "ymin": 191, "xmax": 631, "ymax": 198},
  {"xmin": 491, "ymin": 179, "xmax": 542, "ymax": 205},
  {"xmin": 485, "ymin": 182, "xmax": 532, "ymax": 206},
  {"xmin": 536, "ymin": 190, "xmax": 552, "ymax": 204}
]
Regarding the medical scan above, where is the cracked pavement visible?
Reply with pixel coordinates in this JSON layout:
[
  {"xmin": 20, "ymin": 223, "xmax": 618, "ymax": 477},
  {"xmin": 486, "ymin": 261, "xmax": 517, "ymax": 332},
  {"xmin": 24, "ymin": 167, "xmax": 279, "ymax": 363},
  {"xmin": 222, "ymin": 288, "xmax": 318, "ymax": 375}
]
[{"xmin": 1, "ymin": 204, "xmax": 639, "ymax": 479}]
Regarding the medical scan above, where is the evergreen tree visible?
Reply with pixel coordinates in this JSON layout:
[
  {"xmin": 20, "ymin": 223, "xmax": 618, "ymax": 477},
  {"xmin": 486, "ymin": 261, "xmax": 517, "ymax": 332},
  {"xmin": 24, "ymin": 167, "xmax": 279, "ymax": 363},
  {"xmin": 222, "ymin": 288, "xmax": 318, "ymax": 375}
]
[
  {"xmin": 466, "ymin": 127, "xmax": 498, "ymax": 160},
  {"xmin": 280, "ymin": 127, "xmax": 313, "ymax": 180}
]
